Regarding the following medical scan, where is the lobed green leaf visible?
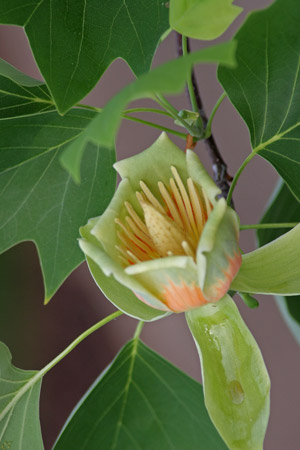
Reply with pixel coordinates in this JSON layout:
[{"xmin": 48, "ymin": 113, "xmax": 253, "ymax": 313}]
[
  {"xmin": 54, "ymin": 339, "xmax": 226, "ymax": 449},
  {"xmin": 0, "ymin": 108, "xmax": 116, "ymax": 302},
  {"xmin": 0, "ymin": 0, "xmax": 170, "ymax": 113},
  {"xmin": 0, "ymin": 342, "xmax": 43, "ymax": 449},
  {"xmin": 218, "ymin": 0, "xmax": 300, "ymax": 200}
]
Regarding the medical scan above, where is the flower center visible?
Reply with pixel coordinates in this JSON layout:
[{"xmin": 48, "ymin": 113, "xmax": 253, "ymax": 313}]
[{"xmin": 115, "ymin": 166, "xmax": 212, "ymax": 266}]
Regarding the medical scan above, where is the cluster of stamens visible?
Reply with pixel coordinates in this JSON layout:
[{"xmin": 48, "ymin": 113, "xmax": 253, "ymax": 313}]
[{"xmin": 115, "ymin": 166, "xmax": 213, "ymax": 267}]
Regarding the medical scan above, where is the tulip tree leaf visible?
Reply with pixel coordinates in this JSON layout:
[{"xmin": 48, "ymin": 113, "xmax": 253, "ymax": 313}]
[
  {"xmin": 61, "ymin": 41, "xmax": 236, "ymax": 179},
  {"xmin": 0, "ymin": 58, "xmax": 55, "ymax": 119},
  {"xmin": 0, "ymin": 109, "xmax": 116, "ymax": 302},
  {"xmin": 53, "ymin": 339, "xmax": 227, "ymax": 450},
  {"xmin": 257, "ymin": 181, "xmax": 300, "ymax": 345},
  {"xmin": 218, "ymin": 0, "xmax": 300, "ymax": 201},
  {"xmin": 0, "ymin": 342, "xmax": 43, "ymax": 450},
  {"xmin": 170, "ymin": 0, "xmax": 243, "ymax": 40},
  {"xmin": 0, "ymin": 0, "xmax": 170, "ymax": 114}
]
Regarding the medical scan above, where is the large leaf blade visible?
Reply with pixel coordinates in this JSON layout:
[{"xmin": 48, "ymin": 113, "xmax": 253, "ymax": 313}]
[
  {"xmin": 218, "ymin": 0, "xmax": 300, "ymax": 200},
  {"xmin": 0, "ymin": 0, "xmax": 170, "ymax": 113},
  {"xmin": 0, "ymin": 109, "xmax": 116, "ymax": 301},
  {"xmin": 0, "ymin": 58, "xmax": 54, "ymax": 119},
  {"xmin": 54, "ymin": 339, "xmax": 227, "ymax": 449},
  {"xmin": 0, "ymin": 342, "xmax": 43, "ymax": 449},
  {"xmin": 61, "ymin": 41, "xmax": 236, "ymax": 179}
]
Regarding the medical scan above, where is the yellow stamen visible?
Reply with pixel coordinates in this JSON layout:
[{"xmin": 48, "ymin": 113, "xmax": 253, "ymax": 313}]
[
  {"xmin": 202, "ymin": 187, "xmax": 213, "ymax": 216},
  {"xmin": 187, "ymin": 178, "xmax": 204, "ymax": 235},
  {"xmin": 171, "ymin": 166, "xmax": 198, "ymax": 240},
  {"xmin": 139, "ymin": 180, "xmax": 165, "ymax": 214},
  {"xmin": 158, "ymin": 181, "xmax": 184, "ymax": 228},
  {"xmin": 182, "ymin": 240, "xmax": 194, "ymax": 257},
  {"xmin": 115, "ymin": 166, "xmax": 213, "ymax": 266},
  {"xmin": 124, "ymin": 201, "xmax": 149, "ymax": 235}
]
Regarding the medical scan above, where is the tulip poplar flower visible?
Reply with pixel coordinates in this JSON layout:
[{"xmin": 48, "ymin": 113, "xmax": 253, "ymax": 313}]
[
  {"xmin": 80, "ymin": 133, "xmax": 242, "ymax": 312},
  {"xmin": 79, "ymin": 133, "xmax": 300, "ymax": 450}
]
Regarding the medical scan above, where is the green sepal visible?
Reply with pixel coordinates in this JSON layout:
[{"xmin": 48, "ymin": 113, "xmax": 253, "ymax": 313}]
[
  {"xmin": 169, "ymin": 0, "xmax": 243, "ymax": 41},
  {"xmin": 186, "ymin": 295, "xmax": 270, "ymax": 450},
  {"xmin": 239, "ymin": 292, "xmax": 259, "ymax": 309},
  {"xmin": 232, "ymin": 225, "xmax": 300, "ymax": 295}
]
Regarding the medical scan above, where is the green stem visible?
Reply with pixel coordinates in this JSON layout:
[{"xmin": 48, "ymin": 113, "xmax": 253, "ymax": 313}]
[
  {"xmin": 155, "ymin": 93, "xmax": 199, "ymax": 137},
  {"xmin": 182, "ymin": 35, "xmax": 199, "ymax": 114},
  {"xmin": 124, "ymin": 107, "xmax": 172, "ymax": 117},
  {"xmin": 77, "ymin": 103, "xmax": 182, "ymax": 137},
  {"xmin": 240, "ymin": 223, "xmax": 298, "ymax": 230},
  {"xmin": 205, "ymin": 92, "xmax": 226, "ymax": 138},
  {"xmin": 77, "ymin": 103, "xmax": 102, "ymax": 112},
  {"xmin": 122, "ymin": 115, "xmax": 186, "ymax": 139},
  {"xmin": 40, "ymin": 310, "xmax": 123, "ymax": 377},
  {"xmin": 78, "ymin": 103, "xmax": 172, "ymax": 117},
  {"xmin": 0, "ymin": 310, "xmax": 123, "ymax": 422},
  {"xmin": 227, "ymin": 152, "xmax": 257, "ymax": 205},
  {"xmin": 133, "ymin": 321, "xmax": 144, "ymax": 339}
]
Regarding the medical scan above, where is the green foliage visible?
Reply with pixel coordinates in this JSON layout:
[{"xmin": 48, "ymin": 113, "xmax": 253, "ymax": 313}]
[
  {"xmin": 0, "ymin": 0, "xmax": 170, "ymax": 113},
  {"xmin": 54, "ymin": 338, "xmax": 226, "ymax": 450},
  {"xmin": 0, "ymin": 106, "xmax": 116, "ymax": 301},
  {"xmin": 1, "ymin": 0, "xmax": 300, "ymax": 447},
  {"xmin": 258, "ymin": 181, "xmax": 300, "ymax": 344},
  {"xmin": 0, "ymin": 58, "xmax": 54, "ymax": 118},
  {"xmin": 61, "ymin": 41, "xmax": 236, "ymax": 178},
  {"xmin": 218, "ymin": 0, "xmax": 300, "ymax": 200},
  {"xmin": 170, "ymin": 0, "xmax": 242, "ymax": 40},
  {"xmin": 186, "ymin": 295, "xmax": 270, "ymax": 450},
  {"xmin": 239, "ymin": 292, "xmax": 259, "ymax": 309},
  {"xmin": 0, "ymin": 342, "xmax": 43, "ymax": 449}
]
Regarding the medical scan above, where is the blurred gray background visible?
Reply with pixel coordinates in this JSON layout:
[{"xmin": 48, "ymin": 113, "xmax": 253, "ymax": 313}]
[{"xmin": 1, "ymin": 0, "xmax": 299, "ymax": 449}]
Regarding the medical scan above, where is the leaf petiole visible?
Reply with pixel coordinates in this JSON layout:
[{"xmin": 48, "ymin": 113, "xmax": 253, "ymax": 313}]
[
  {"xmin": 205, "ymin": 92, "xmax": 226, "ymax": 138},
  {"xmin": 240, "ymin": 223, "xmax": 298, "ymax": 230},
  {"xmin": 122, "ymin": 115, "xmax": 187, "ymax": 139},
  {"xmin": 227, "ymin": 152, "xmax": 257, "ymax": 205},
  {"xmin": 182, "ymin": 35, "xmax": 200, "ymax": 115},
  {"xmin": 77, "ymin": 103, "xmax": 185, "ymax": 138},
  {"xmin": 133, "ymin": 321, "xmax": 144, "ymax": 339},
  {"xmin": 0, "ymin": 310, "xmax": 123, "ymax": 423},
  {"xmin": 155, "ymin": 93, "xmax": 201, "ymax": 137}
]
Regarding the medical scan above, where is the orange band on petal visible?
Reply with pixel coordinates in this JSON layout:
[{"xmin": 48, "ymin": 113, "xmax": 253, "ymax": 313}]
[
  {"xmin": 162, "ymin": 279, "xmax": 209, "ymax": 312},
  {"xmin": 208, "ymin": 251, "xmax": 242, "ymax": 302}
]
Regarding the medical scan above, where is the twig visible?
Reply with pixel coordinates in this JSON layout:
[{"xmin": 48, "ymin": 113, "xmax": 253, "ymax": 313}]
[{"xmin": 176, "ymin": 33, "xmax": 232, "ymax": 201}]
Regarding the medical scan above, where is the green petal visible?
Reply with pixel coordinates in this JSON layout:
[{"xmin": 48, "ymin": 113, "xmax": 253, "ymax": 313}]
[
  {"xmin": 86, "ymin": 256, "xmax": 168, "ymax": 321},
  {"xmin": 80, "ymin": 221, "xmax": 170, "ymax": 315},
  {"xmin": 186, "ymin": 295, "xmax": 270, "ymax": 450},
  {"xmin": 197, "ymin": 199, "xmax": 241, "ymax": 301},
  {"xmin": 232, "ymin": 224, "xmax": 300, "ymax": 295},
  {"xmin": 186, "ymin": 149, "xmax": 221, "ymax": 204},
  {"xmin": 114, "ymin": 132, "xmax": 188, "ymax": 196}
]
